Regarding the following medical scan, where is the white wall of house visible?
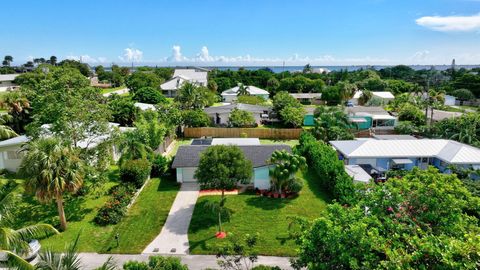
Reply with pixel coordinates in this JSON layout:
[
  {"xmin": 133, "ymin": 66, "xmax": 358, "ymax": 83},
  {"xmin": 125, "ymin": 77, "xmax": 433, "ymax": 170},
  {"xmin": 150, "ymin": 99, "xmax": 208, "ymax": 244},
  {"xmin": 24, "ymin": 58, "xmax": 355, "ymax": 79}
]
[
  {"xmin": 444, "ymin": 95, "xmax": 456, "ymax": 106},
  {"xmin": 0, "ymin": 145, "xmax": 23, "ymax": 172},
  {"xmin": 176, "ymin": 167, "xmax": 198, "ymax": 183}
]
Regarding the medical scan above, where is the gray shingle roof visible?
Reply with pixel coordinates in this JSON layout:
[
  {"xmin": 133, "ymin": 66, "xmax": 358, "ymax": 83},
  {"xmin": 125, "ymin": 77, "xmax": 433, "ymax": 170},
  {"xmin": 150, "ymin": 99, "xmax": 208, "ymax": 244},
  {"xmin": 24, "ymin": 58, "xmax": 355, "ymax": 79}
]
[
  {"xmin": 204, "ymin": 103, "xmax": 272, "ymax": 114},
  {"xmin": 172, "ymin": 145, "xmax": 292, "ymax": 168}
]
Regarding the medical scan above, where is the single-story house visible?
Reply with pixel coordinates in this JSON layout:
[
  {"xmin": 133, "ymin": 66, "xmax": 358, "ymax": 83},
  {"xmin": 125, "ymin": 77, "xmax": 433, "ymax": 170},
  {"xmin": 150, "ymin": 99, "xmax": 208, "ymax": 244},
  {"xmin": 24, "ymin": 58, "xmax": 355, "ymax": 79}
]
[
  {"xmin": 221, "ymin": 85, "xmax": 269, "ymax": 103},
  {"xmin": 0, "ymin": 74, "xmax": 20, "ymax": 92},
  {"xmin": 290, "ymin": 93, "xmax": 323, "ymax": 105},
  {"xmin": 349, "ymin": 91, "xmax": 395, "ymax": 106},
  {"xmin": 204, "ymin": 103, "xmax": 272, "ymax": 126},
  {"xmin": 160, "ymin": 68, "xmax": 208, "ymax": 97},
  {"xmin": 172, "ymin": 140, "xmax": 291, "ymax": 190},
  {"xmin": 303, "ymin": 106, "xmax": 397, "ymax": 130},
  {"xmin": 345, "ymin": 165, "xmax": 372, "ymax": 184},
  {"xmin": 330, "ymin": 139, "xmax": 480, "ymax": 176},
  {"xmin": 0, "ymin": 122, "xmax": 130, "ymax": 172}
]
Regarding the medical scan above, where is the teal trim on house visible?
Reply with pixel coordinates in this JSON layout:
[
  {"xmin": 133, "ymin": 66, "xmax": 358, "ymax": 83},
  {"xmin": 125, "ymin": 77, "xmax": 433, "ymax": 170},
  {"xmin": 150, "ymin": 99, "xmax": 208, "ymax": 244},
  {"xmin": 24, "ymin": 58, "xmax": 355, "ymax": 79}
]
[
  {"xmin": 303, "ymin": 114, "xmax": 315, "ymax": 126},
  {"xmin": 349, "ymin": 116, "xmax": 372, "ymax": 130}
]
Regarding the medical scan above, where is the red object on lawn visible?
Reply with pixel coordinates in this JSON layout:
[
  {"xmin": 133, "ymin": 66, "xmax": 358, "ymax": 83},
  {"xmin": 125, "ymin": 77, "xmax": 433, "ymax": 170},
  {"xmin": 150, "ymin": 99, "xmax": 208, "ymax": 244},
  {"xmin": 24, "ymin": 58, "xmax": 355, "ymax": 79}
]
[{"xmin": 215, "ymin": 231, "xmax": 227, "ymax": 238}]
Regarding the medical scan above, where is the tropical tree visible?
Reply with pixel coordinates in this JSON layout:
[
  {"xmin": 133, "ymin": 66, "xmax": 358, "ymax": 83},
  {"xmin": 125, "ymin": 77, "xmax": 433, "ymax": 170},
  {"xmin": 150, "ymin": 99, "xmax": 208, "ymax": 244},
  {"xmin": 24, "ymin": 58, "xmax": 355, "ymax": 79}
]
[
  {"xmin": 358, "ymin": 90, "xmax": 373, "ymax": 105},
  {"xmin": 2, "ymin": 56, "xmax": 13, "ymax": 67},
  {"xmin": 195, "ymin": 145, "xmax": 253, "ymax": 235},
  {"xmin": 268, "ymin": 150, "xmax": 306, "ymax": 194},
  {"xmin": 228, "ymin": 109, "xmax": 256, "ymax": 127},
  {"xmin": 313, "ymin": 106, "xmax": 353, "ymax": 141},
  {"xmin": 0, "ymin": 114, "xmax": 17, "ymax": 140},
  {"xmin": 237, "ymin": 83, "xmax": 250, "ymax": 96},
  {"xmin": 19, "ymin": 138, "xmax": 84, "ymax": 231},
  {"xmin": 0, "ymin": 186, "xmax": 58, "ymax": 270},
  {"xmin": 49, "ymin": 56, "xmax": 57, "ymax": 66},
  {"xmin": 279, "ymin": 106, "xmax": 305, "ymax": 128},
  {"xmin": 0, "ymin": 91, "xmax": 31, "ymax": 133},
  {"xmin": 118, "ymin": 130, "xmax": 153, "ymax": 163},
  {"xmin": 35, "ymin": 234, "xmax": 82, "ymax": 270},
  {"xmin": 175, "ymin": 82, "xmax": 216, "ymax": 109}
]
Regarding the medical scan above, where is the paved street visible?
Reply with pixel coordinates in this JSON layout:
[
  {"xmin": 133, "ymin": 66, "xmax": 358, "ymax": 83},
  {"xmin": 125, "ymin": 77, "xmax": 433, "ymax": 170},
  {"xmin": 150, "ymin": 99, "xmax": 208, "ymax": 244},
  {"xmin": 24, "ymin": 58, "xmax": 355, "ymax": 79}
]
[{"xmin": 142, "ymin": 183, "xmax": 200, "ymax": 255}]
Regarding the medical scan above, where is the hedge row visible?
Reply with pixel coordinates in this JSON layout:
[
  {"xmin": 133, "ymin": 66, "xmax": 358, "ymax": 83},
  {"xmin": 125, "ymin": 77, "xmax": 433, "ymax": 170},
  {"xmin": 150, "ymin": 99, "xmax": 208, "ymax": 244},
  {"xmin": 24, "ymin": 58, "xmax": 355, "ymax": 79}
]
[
  {"xmin": 94, "ymin": 184, "xmax": 136, "ymax": 225},
  {"xmin": 120, "ymin": 158, "xmax": 152, "ymax": 188},
  {"xmin": 297, "ymin": 132, "xmax": 356, "ymax": 205}
]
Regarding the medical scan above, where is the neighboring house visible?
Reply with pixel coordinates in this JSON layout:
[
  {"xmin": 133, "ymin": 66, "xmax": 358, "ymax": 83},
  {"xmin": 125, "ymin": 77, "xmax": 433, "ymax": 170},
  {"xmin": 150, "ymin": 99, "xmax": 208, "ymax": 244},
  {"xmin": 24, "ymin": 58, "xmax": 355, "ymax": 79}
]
[
  {"xmin": 204, "ymin": 103, "xmax": 272, "ymax": 126},
  {"xmin": 0, "ymin": 74, "xmax": 20, "ymax": 92},
  {"xmin": 160, "ymin": 68, "xmax": 208, "ymax": 97},
  {"xmin": 0, "ymin": 123, "xmax": 130, "ymax": 172},
  {"xmin": 428, "ymin": 109, "xmax": 463, "ymax": 122},
  {"xmin": 302, "ymin": 106, "xmax": 397, "ymax": 130},
  {"xmin": 444, "ymin": 95, "xmax": 456, "ymax": 106},
  {"xmin": 221, "ymin": 85, "xmax": 269, "ymax": 102},
  {"xmin": 331, "ymin": 139, "xmax": 480, "ymax": 178},
  {"xmin": 171, "ymin": 138, "xmax": 291, "ymax": 189},
  {"xmin": 290, "ymin": 93, "xmax": 323, "ymax": 105},
  {"xmin": 345, "ymin": 164, "xmax": 372, "ymax": 184},
  {"xmin": 90, "ymin": 76, "xmax": 112, "ymax": 88},
  {"xmin": 349, "ymin": 91, "xmax": 395, "ymax": 106}
]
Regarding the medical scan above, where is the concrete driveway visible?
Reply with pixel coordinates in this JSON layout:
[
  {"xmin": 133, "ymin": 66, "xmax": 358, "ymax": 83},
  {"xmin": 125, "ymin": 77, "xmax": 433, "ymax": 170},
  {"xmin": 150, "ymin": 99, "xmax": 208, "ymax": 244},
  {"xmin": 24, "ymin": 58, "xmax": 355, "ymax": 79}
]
[{"xmin": 142, "ymin": 183, "xmax": 200, "ymax": 255}]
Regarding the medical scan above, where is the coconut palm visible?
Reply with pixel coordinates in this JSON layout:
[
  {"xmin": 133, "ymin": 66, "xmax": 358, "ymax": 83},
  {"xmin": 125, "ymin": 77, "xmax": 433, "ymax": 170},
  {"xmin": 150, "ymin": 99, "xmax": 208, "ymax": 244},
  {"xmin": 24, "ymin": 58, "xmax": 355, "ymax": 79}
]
[
  {"xmin": 19, "ymin": 137, "xmax": 84, "ymax": 231},
  {"xmin": 0, "ymin": 187, "xmax": 58, "ymax": 270},
  {"xmin": 237, "ymin": 83, "xmax": 250, "ymax": 96},
  {"xmin": 118, "ymin": 130, "xmax": 152, "ymax": 164}
]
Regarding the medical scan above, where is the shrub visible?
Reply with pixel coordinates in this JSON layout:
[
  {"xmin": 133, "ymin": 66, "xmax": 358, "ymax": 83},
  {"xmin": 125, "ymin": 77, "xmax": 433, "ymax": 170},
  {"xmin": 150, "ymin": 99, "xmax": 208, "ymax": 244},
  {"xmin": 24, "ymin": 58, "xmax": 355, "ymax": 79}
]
[
  {"xmin": 398, "ymin": 103, "xmax": 425, "ymax": 126},
  {"xmin": 287, "ymin": 178, "xmax": 304, "ymax": 193},
  {"xmin": 151, "ymin": 154, "xmax": 171, "ymax": 177},
  {"xmin": 120, "ymin": 159, "xmax": 152, "ymax": 188},
  {"xmin": 123, "ymin": 256, "xmax": 188, "ymax": 270},
  {"xmin": 94, "ymin": 185, "xmax": 136, "ymax": 225},
  {"xmin": 182, "ymin": 110, "xmax": 211, "ymax": 127},
  {"xmin": 133, "ymin": 87, "xmax": 167, "ymax": 104},
  {"xmin": 237, "ymin": 95, "xmax": 266, "ymax": 105},
  {"xmin": 123, "ymin": 261, "xmax": 149, "ymax": 270},
  {"xmin": 228, "ymin": 108, "xmax": 256, "ymax": 127}
]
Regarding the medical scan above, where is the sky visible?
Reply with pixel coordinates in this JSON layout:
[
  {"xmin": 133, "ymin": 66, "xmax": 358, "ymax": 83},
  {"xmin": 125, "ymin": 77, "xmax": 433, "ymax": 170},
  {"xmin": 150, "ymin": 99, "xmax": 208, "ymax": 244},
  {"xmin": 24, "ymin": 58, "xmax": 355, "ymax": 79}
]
[{"xmin": 1, "ymin": 0, "xmax": 480, "ymax": 66}]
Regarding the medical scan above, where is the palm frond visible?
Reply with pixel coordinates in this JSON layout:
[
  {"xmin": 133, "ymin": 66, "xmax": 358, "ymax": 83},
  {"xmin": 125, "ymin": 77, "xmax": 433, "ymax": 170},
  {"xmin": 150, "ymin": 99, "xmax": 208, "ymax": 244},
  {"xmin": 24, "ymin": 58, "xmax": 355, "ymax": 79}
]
[
  {"xmin": 1, "ymin": 249, "xmax": 34, "ymax": 270},
  {"xmin": 16, "ymin": 224, "xmax": 59, "ymax": 242},
  {"xmin": 94, "ymin": 256, "xmax": 117, "ymax": 270}
]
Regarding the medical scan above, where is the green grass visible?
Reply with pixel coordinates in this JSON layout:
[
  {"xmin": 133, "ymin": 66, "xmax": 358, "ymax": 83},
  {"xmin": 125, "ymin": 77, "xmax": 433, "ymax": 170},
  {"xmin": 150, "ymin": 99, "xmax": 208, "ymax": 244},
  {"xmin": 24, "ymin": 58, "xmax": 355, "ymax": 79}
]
[
  {"xmin": 12, "ymin": 169, "xmax": 121, "ymax": 252},
  {"xmin": 100, "ymin": 85, "xmax": 126, "ymax": 94},
  {"xmin": 188, "ymin": 168, "xmax": 330, "ymax": 256},
  {"xmin": 260, "ymin": 139, "xmax": 299, "ymax": 148},
  {"xmin": 168, "ymin": 139, "xmax": 192, "ymax": 157},
  {"xmin": 101, "ymin": 176, "xmax": 180, "ymax": 253}
]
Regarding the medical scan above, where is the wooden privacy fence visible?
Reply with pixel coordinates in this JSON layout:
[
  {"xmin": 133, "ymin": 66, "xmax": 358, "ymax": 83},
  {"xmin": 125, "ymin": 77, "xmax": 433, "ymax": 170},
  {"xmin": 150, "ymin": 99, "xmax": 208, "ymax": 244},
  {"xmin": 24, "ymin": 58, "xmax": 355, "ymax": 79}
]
[{"xmin": 184, "ymin": 127, "xmax": 303, "ymax": 139}]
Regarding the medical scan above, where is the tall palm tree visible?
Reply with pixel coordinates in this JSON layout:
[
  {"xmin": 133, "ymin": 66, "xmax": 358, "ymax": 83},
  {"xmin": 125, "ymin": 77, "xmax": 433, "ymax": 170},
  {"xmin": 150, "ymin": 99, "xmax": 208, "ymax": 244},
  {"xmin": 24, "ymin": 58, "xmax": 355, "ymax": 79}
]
[
  {"xmin": 19, "ymin": 138, "xmax": 84, "ymax": 231},
  {"xmin": 0, "ymin": 187, "xmax": 58, "ymax": 270},
  {"xmin": 118, "ymin": 130, "xmax": 152, "ymax": 164}
]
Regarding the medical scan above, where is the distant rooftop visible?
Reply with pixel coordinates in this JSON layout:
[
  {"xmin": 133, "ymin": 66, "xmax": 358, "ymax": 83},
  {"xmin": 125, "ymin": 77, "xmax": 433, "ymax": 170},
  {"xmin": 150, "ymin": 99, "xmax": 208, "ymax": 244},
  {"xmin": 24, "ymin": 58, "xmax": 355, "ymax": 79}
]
[
  {"xmin": 0, "ymin": 74, "xmax": 20, "ymax": 81},
  {"xmin": 221, "ymin": 85, "xmax": 269, "ymax": 96},
  {"xmin": 373, "ymin": 134, "xmax": 417, "ymax": 140}
]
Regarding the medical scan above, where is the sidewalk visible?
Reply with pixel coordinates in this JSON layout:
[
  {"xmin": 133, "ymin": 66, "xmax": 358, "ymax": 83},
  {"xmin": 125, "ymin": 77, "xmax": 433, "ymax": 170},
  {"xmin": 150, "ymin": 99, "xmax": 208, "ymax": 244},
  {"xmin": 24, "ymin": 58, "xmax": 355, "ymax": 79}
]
[
  {"xmin": 78, "ymin": 253, "xmax": 293, "ymax": 270},
  {"xmin": 142, "ymin": 183, "xmax": 200, "ymax": 255}
]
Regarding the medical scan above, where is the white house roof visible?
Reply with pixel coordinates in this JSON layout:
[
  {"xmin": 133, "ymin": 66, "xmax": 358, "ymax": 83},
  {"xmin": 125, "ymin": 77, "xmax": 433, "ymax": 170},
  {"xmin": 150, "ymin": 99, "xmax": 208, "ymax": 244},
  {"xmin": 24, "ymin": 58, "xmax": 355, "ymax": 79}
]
[
  {"xmin": 290, "ymin": 93, "xmax": 322, "ymax": 99},
  {"xmin": 0, "ymin": 135, "xmax": 30, "ymax": 148},
  {"xmin": 345, "ymin": 165, "xmax": 372, "ymax": 183},
  {"xmin": 211, "ymin": 138, "xmax": 260, "ymax": 146},
  {"xmin": 353, "ymin": 91, "xmax": 395, "ymax": 99},
  {"xmin": 330, "ymin": 139, "xmax": 480, "ymax": 165},
  {"xmin": 160, "ymin": 76, "xmax": 189, "ymax": 90},
  {"xmin": 0, "ymin": 74, "xmax": 20, "ymax": 82},
  {"xmin": 134, "ymin": 102, "xmax": 156, "ymax": 111},
  {"xmin": 173, "ymin": 69, "xmax": 208, "ymax": 82},
  {"xmin": 221, "ymin": 86, "xmax": 269, "ymax": 96}
]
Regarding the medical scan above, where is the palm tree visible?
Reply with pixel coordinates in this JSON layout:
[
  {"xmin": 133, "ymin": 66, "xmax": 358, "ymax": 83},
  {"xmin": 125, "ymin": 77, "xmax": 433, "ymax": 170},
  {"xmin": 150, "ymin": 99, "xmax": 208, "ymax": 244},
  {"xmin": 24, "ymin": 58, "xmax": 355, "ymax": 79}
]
[
  {"xmin": 19, "ymin": 138, "xmax": 84, "ymax": 231},
  {"xmin": 35, "ymin": 233, "xmax": 82, "ymax": 270},
  {"xmin": 237, "ymin": 83, "xmax": 250, "ymax": 96},
  {"xmin": 0, "ymin": 114, "xmax": 17, "ymax": 140},
  {"xmin": 268, "ymin": 150, "xmax": 306, "ymax": 194},
  {"xmin": 358, "ymin": 90, "xmax": 373, "ymax": 105},
  {"xmin": 118, "ymin": 131, "xmax": 152, "ymax": 163},
  {"xmin": 0, "ymin": 187, "xmax": 58, "ymax": 270},
  {"xmin": 0, "ymin": 91, "xmax": 31, "ymax": 133}
]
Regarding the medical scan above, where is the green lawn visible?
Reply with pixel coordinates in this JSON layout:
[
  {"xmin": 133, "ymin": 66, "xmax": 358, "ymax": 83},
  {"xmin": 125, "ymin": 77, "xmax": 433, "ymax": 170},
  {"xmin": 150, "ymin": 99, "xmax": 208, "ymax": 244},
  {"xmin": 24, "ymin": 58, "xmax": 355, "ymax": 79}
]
[
  {"xmin": 6, "ymin": 168, "xmax": 179, "ymax": 253},
  {"xmin": 188, "ymin": 168, "xmax": 330, "ymax": 256},
  {"xmin": 101, "ymin": 176, "xmax": 180, "ymax": 253},
  {"xmin": 260, "ymin": 139, "xmax": 299, "ymax": 148},
  {"xmin": 12, "ymin": 169, "xmax": 121, "ymax": 252},
  {"xmin": 168, "ymin": 139, "xmax": 192, "ymax": 157},
  {"xmin": 100, "ymin": 85, "xmax": 126, "ymax": 94}
]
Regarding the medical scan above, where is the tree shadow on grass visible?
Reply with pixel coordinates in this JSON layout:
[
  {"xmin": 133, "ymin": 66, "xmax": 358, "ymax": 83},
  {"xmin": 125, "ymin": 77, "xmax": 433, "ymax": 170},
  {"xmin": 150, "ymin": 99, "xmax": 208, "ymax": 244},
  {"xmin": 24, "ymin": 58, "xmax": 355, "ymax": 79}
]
[
  {"xmin": 156, "ymin": 175, "xmax": 180, "ymax": 192},
  {"xmin": 189, "ymin": 200, "xmax": 224, "ymax": 233},
  {"xmin": 244, "ymin": 194, "xmax": 293, "ymax": 210},
  {"xmin": 301, "ymin": 169, "xmax": 332, "ymax": 202}
]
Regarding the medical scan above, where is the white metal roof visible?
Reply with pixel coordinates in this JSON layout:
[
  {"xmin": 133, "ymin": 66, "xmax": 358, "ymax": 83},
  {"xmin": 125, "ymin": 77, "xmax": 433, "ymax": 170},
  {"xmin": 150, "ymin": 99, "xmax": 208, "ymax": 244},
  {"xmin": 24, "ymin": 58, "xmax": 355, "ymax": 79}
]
[
  {"xmin": 345, "ymin": 165, "xmax": 372, "ymax": 183},
  {"xmin": 160, "ymin": 76, "xmax": 189, "ymax": 90},
  {"xmin": 0, "ymin": 74, "xmax": 20, "ymax": 82},
  {"xmin": 134, "ymin": 102, "xmax": 156, "ymax": 111},
  {"xmin": 289, "ymin": 93, "xmax": 322, "ymax": 99},
  {"xmin": 211, "ymin": 138, "xmax": 261, "ymax": 146},
  {"xmin": 330, "ymin": 139, "xmax": 480, "ymax": 165},
  {"xmin": 221, "ymin": 86, "xmax": 269, "ymax": 96},
  {"xmin": 0, "ymin": 135, "xmax": 29, "ymax": 148},
  {"xmin": 353, "ymin": 91, "xmax": 395, "ymax": 99},
  {"xmin": 173, "ymin": 69, "xmax": 208, "ymax": 82}
]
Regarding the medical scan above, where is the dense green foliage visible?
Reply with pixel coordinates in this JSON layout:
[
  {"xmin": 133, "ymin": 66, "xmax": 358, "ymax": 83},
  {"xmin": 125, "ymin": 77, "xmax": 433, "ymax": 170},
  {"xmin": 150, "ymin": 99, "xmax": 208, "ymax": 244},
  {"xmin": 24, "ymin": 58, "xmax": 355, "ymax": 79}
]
[
  {"xmin": 107, "ymin": 94, "xmax": 137, "ymax": 126},
  {"xmin": 123, "ymin": 256, "xmax": 188, "ymax": 270},
  {"xmin": 228, "ymin": 108, "xmax": 256, "ymax": 127},
  {"xmin": 175, "ymin": 82, "xmax": 216, "ymax": 109},
  {"xmin": 297, "ymin": 132, "xmax": 356, "ymax": 204},
  {"xmin": 268, "ymin": 150, "xmax": 306, "ymax": 193},
  {"xmin": 182, "ymin": 109, "xmax": 211, "ymax": 127},
  {"xmin": 313, "ymin": 106, "xmax": 354, "ymax": 141},
  {"xmin": 151, "ymin": 154, "xmax": 171, "ymax": 177},
  {"xmin": 272, "ymin": 91, "xmax": 305, "ymax": 127},
  {"xmin": 132, "ymin": 87, "xmax": 167, "ymax": 104},
  {"xmin": 294, "ymin": 168, "xmax": 480, "ymax": 269},
  {"xmin": 119, "ymin": 159, "xmax": 152, "ymax": 188},
  {"xmin": 126, "ymin": 71, "xmax": 163, "ymax": 95}
]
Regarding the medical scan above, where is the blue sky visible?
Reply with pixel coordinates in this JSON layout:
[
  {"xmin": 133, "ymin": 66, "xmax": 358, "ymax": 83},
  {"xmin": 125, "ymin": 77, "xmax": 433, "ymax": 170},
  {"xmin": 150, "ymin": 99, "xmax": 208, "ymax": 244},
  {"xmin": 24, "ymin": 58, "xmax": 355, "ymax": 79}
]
[{"xmin": 1, "ymin": 0, "xmax": 480, "ymax": 66}]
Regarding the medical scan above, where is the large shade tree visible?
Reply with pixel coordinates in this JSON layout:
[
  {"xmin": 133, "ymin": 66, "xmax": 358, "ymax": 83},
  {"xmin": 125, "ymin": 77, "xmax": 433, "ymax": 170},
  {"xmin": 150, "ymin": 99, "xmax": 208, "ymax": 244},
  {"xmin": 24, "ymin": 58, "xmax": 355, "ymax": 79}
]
[
  {"xmin": 195, "ymin": 145, "xmax": 252, "ymax": 236},
  {"xmin": 19, "ymin": 138, "xmax": 84, "ymax": 231},
  {"xmin": 293, "ymin": 167, "xmax": 480, "ymax": 269}
]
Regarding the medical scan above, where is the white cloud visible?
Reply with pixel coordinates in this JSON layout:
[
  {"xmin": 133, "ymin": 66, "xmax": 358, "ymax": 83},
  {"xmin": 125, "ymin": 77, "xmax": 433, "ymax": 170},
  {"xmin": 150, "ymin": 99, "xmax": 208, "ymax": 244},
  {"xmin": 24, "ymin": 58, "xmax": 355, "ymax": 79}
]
[
  {"xmin": 119, "ymin": 47, "xmax": 143, "ymax": 62},
  {"xmin": 410, "ymin": 50, "xmax": 431, "ymax": 62},
  {"xmin": 167, "ymin": 45, "xmax": 186, "ymax": 62},
  {"xmin": 416, "ymin": 13, "xmax": 480, "ymax": 32},
  {"xmin": 66, "ymin": 54, "xmax": 107, "ymax": 63}
]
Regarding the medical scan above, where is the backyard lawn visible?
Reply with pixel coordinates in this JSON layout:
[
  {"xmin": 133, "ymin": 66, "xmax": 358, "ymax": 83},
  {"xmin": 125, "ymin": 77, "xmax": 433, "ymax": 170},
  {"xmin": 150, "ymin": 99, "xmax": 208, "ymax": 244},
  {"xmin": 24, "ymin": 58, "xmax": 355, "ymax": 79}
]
[
  {"xmin": 260, "ymin": 139, "xmax": 299, "ymax": 148},
  {"xmin": 188, "ymin": 168, "xmax": 330, "ymax": 256},
  {"xmin": 100, "ymin": 85, "xmax": 127, "ymax": 94}
]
